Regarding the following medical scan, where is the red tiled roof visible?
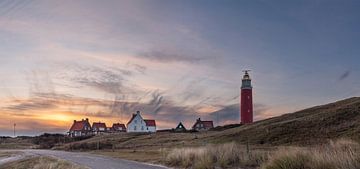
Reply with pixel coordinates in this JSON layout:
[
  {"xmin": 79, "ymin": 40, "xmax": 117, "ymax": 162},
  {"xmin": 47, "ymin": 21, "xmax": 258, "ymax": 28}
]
[
  {"xmin": 69, "ymin": 119, "xmax": 90, "ymax": 131},
  {"xmin": 92, "ymin": 122, "xmax": 107, "ymax": 129},
  {"xmin": 144, "ymin": 120, "xmax": 156, "ymax": 127},
  {"xmin": 112, "ymin": 123, "xmax": 126, "ymax": 130}
]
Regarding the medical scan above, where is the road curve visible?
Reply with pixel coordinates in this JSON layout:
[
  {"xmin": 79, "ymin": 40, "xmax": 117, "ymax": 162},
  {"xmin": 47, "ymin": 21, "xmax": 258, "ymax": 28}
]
[{"xmin": 16, "ymin": 149, "xmax": 168, "ymax": 169}]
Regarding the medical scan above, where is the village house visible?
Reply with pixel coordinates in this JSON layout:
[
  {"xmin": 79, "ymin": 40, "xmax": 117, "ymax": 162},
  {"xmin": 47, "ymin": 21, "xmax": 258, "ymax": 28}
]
[
  {"xmin": 111, "ymin": 123, "xmax": 126, "ymax": 132},
  {"xmin": 68, "ymin": 118, "xmax": 92, "ymax": 137},
  {"xmin": 174, "ymin": 122, "xmax": 187, "ymax": 132},
  {"xmin": 127, "ymin": 111, "xmax": 156, "ymax": 133},
  {"xmin": 92, "ymin": 122, "xmax": 107, "ymax": 134},
  {"xmin": 192, "ymin": 118, "xmax": 214, "ymax": 131}
]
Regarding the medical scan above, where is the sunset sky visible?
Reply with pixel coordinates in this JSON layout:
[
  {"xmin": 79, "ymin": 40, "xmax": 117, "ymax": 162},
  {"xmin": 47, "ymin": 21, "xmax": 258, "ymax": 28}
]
[{"xmin": 0, "ymin": 0, "xmax": 359, "ymax": 136}]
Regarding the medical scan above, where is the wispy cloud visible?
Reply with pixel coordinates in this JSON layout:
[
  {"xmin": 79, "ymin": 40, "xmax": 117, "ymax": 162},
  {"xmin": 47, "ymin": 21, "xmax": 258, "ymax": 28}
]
[
  {"xmin": 137, "ymin": 50, "xmax": 205, "ymax": 63},
  {"xmin": 59, "ymin": 64, "xmax": 133, "ymax": 95},
  {"xmin": 338, "ymin": 70, "xmax": 350, "ymax": 81}
]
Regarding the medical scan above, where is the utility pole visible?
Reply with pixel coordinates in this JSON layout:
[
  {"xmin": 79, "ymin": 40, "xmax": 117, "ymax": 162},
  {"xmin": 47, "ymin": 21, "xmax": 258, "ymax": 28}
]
[{"xmin": 13, "ymin": 123, "xmax": 16, "ymax": 137}]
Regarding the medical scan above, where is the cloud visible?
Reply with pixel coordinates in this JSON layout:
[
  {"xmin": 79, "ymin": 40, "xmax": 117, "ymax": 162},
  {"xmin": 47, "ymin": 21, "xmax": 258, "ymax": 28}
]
[
  {"xmin": 137, "ymin": 50, "xmax": 204, "ymax": 63},
  {"xmin": 209, "ymin": 103, "xmax": 269, "ymax": 125},
  {"xmin": 59, "ymin": 64, "xmax": 133, "ymax": 95},
  {"xmin": 5, "ymin": 99, "xmax": 57, "ymax": 111},
  {"xmin": 338, "ymin": 70, "xmax": 350, "ymax": 81}
]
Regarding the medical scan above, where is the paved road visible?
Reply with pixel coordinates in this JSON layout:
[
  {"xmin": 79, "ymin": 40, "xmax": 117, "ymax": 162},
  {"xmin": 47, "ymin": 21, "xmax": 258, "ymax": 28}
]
[{"xmin": 1, "ymin": 149, "xmax": 168, "ymax": 169}]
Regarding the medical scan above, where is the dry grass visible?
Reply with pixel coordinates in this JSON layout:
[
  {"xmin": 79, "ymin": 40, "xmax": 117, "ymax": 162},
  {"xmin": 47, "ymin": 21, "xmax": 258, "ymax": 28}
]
[
  {"xmin": 262, "ymin": 139, "xmax": 360, "ymax": 169},
  {"xmin": 92, "ymin": 149, "xmax": 166, "ymax": 164},
  {"xmin": 165, "ymin": 142, "xmax": 268, "ymax": 169},
  {"xmin": 0, "ymin": 151, "xmax": 17, "ymax": 158},
  {"xmin": 0, "ymin": 156, "xmax": 88, "ymax": 169}
]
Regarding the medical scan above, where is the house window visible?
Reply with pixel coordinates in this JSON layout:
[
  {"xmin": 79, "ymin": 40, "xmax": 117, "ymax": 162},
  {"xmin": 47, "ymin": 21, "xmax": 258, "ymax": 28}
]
[
  {"xmin": 134, "ymin": 126, "xmax": 137, "ymax": 130},
  {"xmin": 147, "ymin": 127, "xmax": 149, "ymax": 130},
  {"xmin": 141, "ymin": 126, "xmax": 144, "ymax": 130},
  {"xmin": 135, "ymin": 120, "xmax": 137, "ymax": 123}
]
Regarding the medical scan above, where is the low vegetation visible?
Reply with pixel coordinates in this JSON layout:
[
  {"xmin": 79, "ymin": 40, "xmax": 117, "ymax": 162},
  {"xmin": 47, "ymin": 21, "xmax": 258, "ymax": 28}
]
[
  {"xmin": 165, "ymin": 139, "xmax": 360, "ymax": 169},
  {"xmin": 165, "ymin": 142, "xmax": 269, "ymax": 169},
  {"xmin": 0, "ymin": 151, "xmax": 17, "ymax": 158},
  {"xmin": 0, "ymin": 137, "xmax": 36, "ymax": 149},
  {"xmin": 0, "ymin": 156, "xmax": 87, "ymax": 169},
  {"xmin": 263, "ymin": 139, "xmax": 360, "ymax": 169}
]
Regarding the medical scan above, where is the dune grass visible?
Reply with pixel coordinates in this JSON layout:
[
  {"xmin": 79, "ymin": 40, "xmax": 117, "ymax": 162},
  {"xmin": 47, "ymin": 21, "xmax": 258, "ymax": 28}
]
[
  {"xmin": 165, "ymin": 139, "xmax": 360, "ymax": 169},
  {"xmin": 0, "ymin": 156, "xmax": 88, "ymax": 169},
  {"xmin": 262, "ymin": 139, "xmax": 360, "ymax": 169},
  {"xmin": 165, "ymin": 142, "xmax": 268, "ymax": 169}
]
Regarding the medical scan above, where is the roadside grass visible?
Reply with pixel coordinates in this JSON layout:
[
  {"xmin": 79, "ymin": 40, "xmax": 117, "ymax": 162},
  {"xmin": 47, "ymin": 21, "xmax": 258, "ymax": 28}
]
[
  {"xmin": 0, "ymin": 156, "xmax": 88, "ymax": 169},
  {"xmin": 165, "ymin": 142, "xmax": 269, "ymax": 169},
  {"xmin": 92, "ymin": 149, "xmax": 166, "ymax": 164},
  {"xmin": 0, "ymin": 151, "xmax": 17, "ymax": 158},
  {"xmin": 0, "ymin": 137, "xmax": 36, "ymax": 149},
  {"xmin": 262, "ymin": 139, "xmax": 360, "ymax": 169}
]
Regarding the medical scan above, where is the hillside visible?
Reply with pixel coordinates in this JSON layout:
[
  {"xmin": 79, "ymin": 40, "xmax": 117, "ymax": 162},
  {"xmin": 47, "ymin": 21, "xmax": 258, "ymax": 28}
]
[
  {"xmin": 209, "ymin": 97, "xmax": 360, "ymax": 145},
  {"xmin": 54, "ymin": 97, "xmax": 360, "ymax": 152}
]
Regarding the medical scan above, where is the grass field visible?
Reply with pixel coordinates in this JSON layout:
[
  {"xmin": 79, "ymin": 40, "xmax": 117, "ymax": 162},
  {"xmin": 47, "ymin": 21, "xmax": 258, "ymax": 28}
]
[
  {"xmin": 0, "ymin": 156, "xmax": 88, "ymax": 169},
  {"xmin": 0, "ymin": 151, "xmax": 18, "ymax": 158},
  {"xmin": 0, "ymin": 137, "xmax": 36, "ymax": 149}
]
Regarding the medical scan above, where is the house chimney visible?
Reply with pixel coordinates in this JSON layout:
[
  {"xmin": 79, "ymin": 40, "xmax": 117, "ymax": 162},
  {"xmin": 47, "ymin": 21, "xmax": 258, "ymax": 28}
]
[
  {"xmin": 74, "ymin": 120, "xmax": 76, "ymax": 123},
  {"xmin": 197, "ymin": 118, "xmax": 201, "ymax": 121},
  {"xmin": 136, "ymin": 111, "xmax": 140, "ymax": 115},
  {"xmin": 86, "ymin": 118, "xmax": 88, "ymax": 122}
]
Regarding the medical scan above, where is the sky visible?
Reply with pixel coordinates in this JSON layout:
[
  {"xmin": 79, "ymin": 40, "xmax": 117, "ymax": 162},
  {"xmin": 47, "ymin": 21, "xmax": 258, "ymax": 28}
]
[{"xmin": 0, "ymin": 0, "xmax": 359, "ymax": 136}]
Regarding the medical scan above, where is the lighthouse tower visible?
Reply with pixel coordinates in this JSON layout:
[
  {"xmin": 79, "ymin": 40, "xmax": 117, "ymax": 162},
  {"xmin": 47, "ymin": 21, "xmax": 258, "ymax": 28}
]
[{"xmin": 241, "ymin": 70, "xmax": 253, "ymax": 124}]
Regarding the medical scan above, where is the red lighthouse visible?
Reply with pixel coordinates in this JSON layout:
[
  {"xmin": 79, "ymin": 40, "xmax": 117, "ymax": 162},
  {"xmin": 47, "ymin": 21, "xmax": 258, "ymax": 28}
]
[{"xmin": 241, "ymin": 70, "xmax": 253, "ymax": 124}]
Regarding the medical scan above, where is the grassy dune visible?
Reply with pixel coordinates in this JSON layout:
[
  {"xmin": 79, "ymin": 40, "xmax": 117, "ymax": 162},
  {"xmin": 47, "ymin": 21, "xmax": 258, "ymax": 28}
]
[
  {"xmin": 165, "ymin": 142, "xmax": 269, "ymax": 169},
  {"xmin": 264, "ymin": 139, "xmax": 360, "ymax": 169},
  {"xmin": 0, "ymin": 156, "xmax": 87, "ymax": 169},
  {"xmin": 164, "ymin": 139, "xmax": 360, "ymax": 169}
]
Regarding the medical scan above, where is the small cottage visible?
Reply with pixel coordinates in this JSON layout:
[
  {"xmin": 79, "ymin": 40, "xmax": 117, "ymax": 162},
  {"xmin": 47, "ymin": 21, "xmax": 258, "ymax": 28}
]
[
  {"xmin": 68, "ymin": 118, "xmax": 92, "ymax": 137},
  {"xmin": 92, "ymin": 122, "xmax": 107, "ymax": 134},
  {"xmin": 192, "ymin": 118, "xmax": 214, "ymax": 131},
  {"xmin": 112, "ymin": 123, "xmax": 126, "ymax": 132},
  {"xmin": 127, "ymin": 111, "xmax": 156, "ymax": 133},
  {"xmin": 174, "ymin": 122, "xmax": 187, "ymax": 132}
]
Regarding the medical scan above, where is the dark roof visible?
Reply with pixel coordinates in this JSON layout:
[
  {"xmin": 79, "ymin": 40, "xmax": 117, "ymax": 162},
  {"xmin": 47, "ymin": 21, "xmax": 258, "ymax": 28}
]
[
  {"xmin": 92, "ymin": 122, "xmax": 107, "ymax": 129},
  {"xmin": 69, "ymin": 119, "xmax": 90, "ymax": 131},
  {"xmin": 192, "ymin": 118, "xmax": 214, "ymax": 129},
  {"xmin": 201, "ymin": 121, "xmax": 214, "ymax": 128},
  {"xmin": 176, "ymin": 122, "xmax": 186, "ymax": 130},
  {"xmin": 144, "ymin": 120, "xmax": 156, "ymax": 127},
  {"xmin": 112, "ymin": 123, "xmax": 126, "ymax": 130},
  {"xmin": 127, "ymin": 114, "xmax": 137, "ymax": 125}
]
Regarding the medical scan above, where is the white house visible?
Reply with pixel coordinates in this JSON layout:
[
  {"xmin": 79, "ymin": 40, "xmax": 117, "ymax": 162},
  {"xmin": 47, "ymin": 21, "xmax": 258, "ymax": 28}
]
[{"xmin": 127, "ymin": 111, "xmax": 156, "ymax": 133}]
